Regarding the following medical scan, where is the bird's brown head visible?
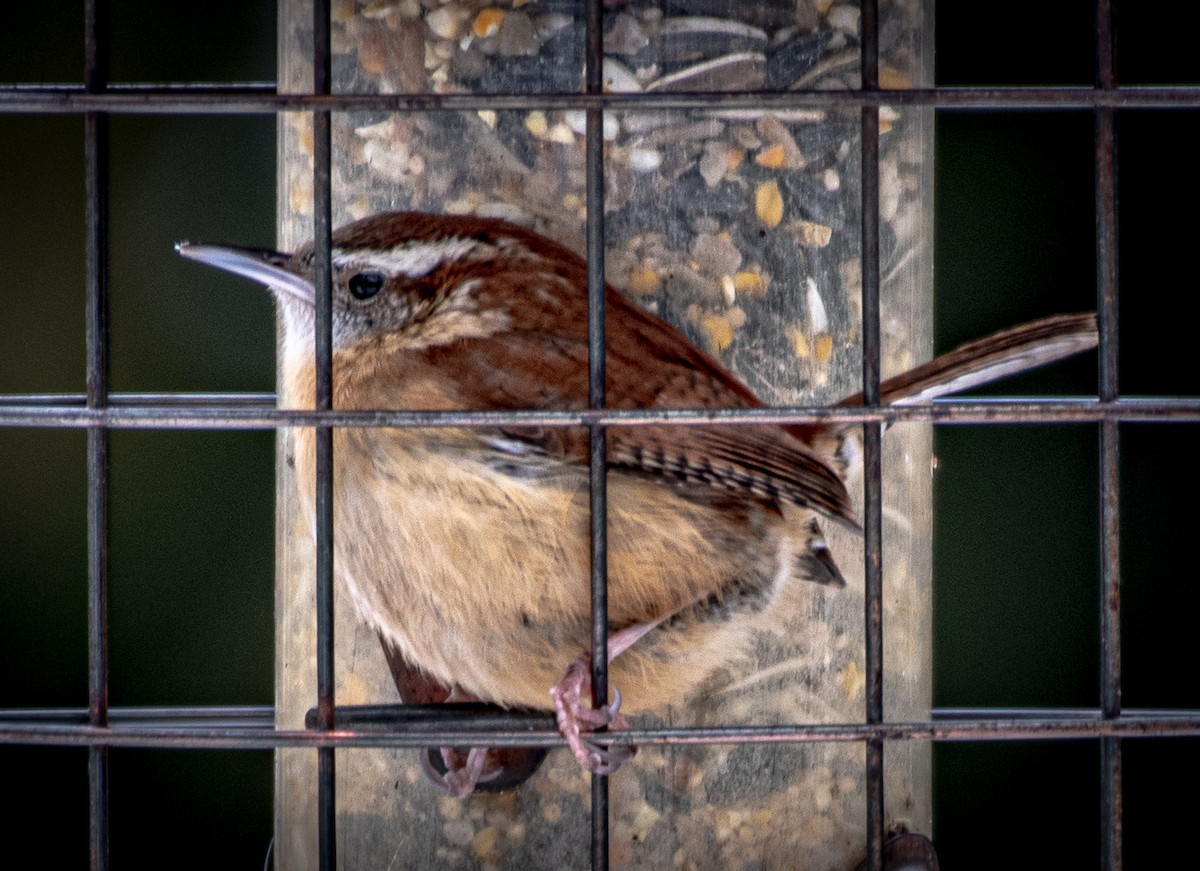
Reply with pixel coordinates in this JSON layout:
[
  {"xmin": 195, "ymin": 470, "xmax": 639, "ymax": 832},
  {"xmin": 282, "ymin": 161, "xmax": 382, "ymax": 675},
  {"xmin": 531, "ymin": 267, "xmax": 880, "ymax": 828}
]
[{"xmin": 176, "ymin": 211, "xmax": 585, "ymax": 363}]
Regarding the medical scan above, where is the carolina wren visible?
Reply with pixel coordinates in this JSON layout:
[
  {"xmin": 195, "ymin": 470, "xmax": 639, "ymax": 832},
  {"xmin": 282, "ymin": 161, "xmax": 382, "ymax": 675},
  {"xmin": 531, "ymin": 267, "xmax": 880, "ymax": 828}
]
[{"xmin": 178, "ymin": 211, "xmax": 1098, "ymax": 795}]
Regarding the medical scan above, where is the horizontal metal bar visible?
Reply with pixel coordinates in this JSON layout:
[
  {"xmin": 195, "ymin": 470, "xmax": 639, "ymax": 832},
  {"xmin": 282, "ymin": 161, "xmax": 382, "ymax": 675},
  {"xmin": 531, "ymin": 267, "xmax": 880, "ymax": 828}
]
[
  {"xmin": 2, "ymin": 709, "xmax": 1198, "ymax": 751},
  {"xmin": 8, "ymin": 705, "xmax": 1189, "ymax": 729},
  {"xmin": 305, "ymin": 703, "xmax": 553, "ymax": 733},
  {"xmin": 6, "ymin": 704, "xmax": 1193, "ymax": 726},
  {"xmin": 0, "ymin": 397, "xmax": 1196, "ymax": 430},
  {"xmin": 1, "ymin": 706, "xmax": 274, "ymax": 728},
  {"xmin": 2, "ymin": 85, "xmax": 1200, "ymax": 114},
  {"xmin": 0, "ymin": 393, "xmax": 277, "ymax": 407},
  {"xmin": 4, "ymin": 82, "xmax": 276, "ymax": 93}
]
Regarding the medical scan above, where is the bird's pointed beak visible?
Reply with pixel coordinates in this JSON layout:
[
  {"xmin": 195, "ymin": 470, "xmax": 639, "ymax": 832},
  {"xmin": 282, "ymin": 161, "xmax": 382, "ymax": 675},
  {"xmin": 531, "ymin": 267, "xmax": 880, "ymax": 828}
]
[{"xmin": 176, "ymin": 242, "xmax": 315, "ymax": 307}]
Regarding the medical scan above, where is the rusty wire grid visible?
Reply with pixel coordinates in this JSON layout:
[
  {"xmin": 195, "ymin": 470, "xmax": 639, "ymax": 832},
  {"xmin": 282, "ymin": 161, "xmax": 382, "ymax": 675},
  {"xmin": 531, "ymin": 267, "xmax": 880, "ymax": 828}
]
[{"xmin": 2, "ymin": 1, "xmax": 1200, "ymax": 870}]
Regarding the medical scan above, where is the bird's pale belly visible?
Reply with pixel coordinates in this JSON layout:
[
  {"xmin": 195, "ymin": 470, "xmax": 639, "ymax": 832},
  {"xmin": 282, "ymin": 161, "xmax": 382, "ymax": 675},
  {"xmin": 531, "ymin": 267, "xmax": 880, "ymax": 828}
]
[{"xmin": 293, "ymin": 426, "xmax": 801, "ymax": 712}]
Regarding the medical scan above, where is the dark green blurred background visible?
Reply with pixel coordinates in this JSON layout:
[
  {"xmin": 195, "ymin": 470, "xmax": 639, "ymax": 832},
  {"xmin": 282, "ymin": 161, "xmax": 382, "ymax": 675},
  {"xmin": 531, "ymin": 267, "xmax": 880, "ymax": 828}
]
[{"xmin": 1, "ymin": 3, "xmax": 1197, "ymax": 868}]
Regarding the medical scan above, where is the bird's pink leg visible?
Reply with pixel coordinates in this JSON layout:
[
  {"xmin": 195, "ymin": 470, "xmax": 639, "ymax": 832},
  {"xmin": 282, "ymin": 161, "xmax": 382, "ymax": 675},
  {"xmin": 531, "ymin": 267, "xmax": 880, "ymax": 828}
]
[{"xmin": 549, "ymin": 620, "xmax": 661, "ymax": 774}]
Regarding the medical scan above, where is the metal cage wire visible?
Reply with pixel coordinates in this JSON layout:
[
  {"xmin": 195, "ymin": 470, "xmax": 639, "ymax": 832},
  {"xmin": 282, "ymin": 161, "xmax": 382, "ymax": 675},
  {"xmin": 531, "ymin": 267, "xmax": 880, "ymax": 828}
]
[{"xmin": 2, "ymin": 1, "xmax": 1200, "ymax": 870}]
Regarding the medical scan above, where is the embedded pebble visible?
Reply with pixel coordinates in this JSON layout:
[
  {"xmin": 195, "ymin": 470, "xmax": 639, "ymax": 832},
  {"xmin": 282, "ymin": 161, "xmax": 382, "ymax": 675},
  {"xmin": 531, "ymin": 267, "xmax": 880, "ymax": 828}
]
[
  {"xmin": 755, "ymin": 115, "xmax": 806, "ymax": 168},
  {"xmin": 813, "ymin": 333, "xmax": 834, "ymax": 362},
  {"xmin": 690, "ymin": 232, "xmax": 743, "ymax": 277},
  {"xmin": 720, "ymin": 275, "xmax": 737, "ymax": 305},
  {"xmin": 805, "ymin": 276, "xmax": 829, "ymax": 333},
  {"xmin": 524, "ymin": 111, "xmax": 548, "ymax": 138},
  {"xmin": 628, "ymin": 147, "xmax": 663, "ymax": 173},
  {"xmin": 787, "ymin": 219, "xmax": 833, "ymax": 248},
  {"xmin": 755, "ymin": 181, "xmax": 784, "ymax": 227},
  {"xmin": 601, "ymin": 57, "xmax": 642, "ymax": 92},
  {"xmin": 755, "ymin": 144, "xmax": 786, "ymax": 169},
  {"xmin": 627, "ymin": 265, "xmax": 662, "ymax": 296},
  {"xmin": 697, "ymin": 144, "xmax": 729, "ymax": 188},
  {"xmin": 532, "ymin": 12, "xmax": 572, "ymax": 43},
  {"xmin": 360, "ymin": 138, "xmax": 413, "ymax": 183},
  {"xmin": 605, "ymin": 13, "xmax": 648, "ymax": 55},
  {"xmin": 425, "ymin": 5, "xmax": 464, "ymax": 40},
  {"xmin": 563, "ymin": 110, "xmax": 620, "ymax": 141},
  {"xmin": 472, "ymin": 8, "xmax": 504, "ymax": 40},
  {"xmin": 787, "ymin": 325, "xmax": 811, "ymax": 358},
  {"xmin": 701, "ymin": 312, "xmax": 735, "ymax": 352},
  {"xmin": 729, "ymin": 125, "xmax": 762, "ymax": 150},
  {"xmin": 496, "ymin": 11, "xmax": 537, "ymax": 56},
  {"xmin": 546, "ymin": 122, "xmax": 576, "ymax": 145},
  {"xmin": 880, "ymin": 65, "xmax": 913, "ymax": 90},
  {"xmin": 827, "ymin": 5, "xmax": 861, "ymax": 37},
  {"xmin": 665, "ymin": 265, "xmax": 723, "ymax": 306},
  {"xmin": 733, "ymin": 270, "xmax": 769, "ymax": 298}
]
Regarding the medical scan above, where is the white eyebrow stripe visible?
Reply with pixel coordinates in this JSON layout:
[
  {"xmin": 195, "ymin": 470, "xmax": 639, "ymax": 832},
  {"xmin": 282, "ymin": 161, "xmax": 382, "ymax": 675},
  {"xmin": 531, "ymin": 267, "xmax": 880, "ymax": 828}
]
[{"xmin": 333, "ymin": 238, "xmax": 483, "ymax": 279}]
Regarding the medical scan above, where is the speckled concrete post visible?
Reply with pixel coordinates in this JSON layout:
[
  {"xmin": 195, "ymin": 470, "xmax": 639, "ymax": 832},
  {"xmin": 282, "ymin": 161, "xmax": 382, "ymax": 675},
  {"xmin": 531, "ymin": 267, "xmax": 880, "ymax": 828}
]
[{"xmin": 275, "ymin": 2, "xmax": 932, "ymax": 868}]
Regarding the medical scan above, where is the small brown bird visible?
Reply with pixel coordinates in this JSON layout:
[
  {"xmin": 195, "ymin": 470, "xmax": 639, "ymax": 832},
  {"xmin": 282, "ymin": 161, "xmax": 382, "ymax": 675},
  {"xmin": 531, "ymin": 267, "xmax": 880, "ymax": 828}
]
[{"xmin": 178, "ymin": 211, "xmax": 1098, "ymax": 795}]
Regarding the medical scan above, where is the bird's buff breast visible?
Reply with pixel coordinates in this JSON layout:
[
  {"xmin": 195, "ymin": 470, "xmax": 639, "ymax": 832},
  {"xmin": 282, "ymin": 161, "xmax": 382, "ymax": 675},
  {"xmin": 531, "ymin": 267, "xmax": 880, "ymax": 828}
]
[{"xmin": 289, "ymin": 425, "xmax": 764, "ymax": 712}]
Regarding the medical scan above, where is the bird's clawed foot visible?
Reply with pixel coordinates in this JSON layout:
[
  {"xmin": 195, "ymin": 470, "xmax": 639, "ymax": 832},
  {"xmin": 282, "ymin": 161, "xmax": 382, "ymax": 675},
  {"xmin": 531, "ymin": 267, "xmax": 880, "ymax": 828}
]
[
  {"xmin": 420, "ymin": 745, "xmax": 551, "ymax": 797},
  {"xmin": 549, "ymin": 654, "xmax": 636, "ymax": 775},
  {"xmin": 421, "ymin": 746, "xmax": 488, "ymax": 797},
  {"xmin": 379, "ymin": 635, "xmax": 549, "ymax": 797}
]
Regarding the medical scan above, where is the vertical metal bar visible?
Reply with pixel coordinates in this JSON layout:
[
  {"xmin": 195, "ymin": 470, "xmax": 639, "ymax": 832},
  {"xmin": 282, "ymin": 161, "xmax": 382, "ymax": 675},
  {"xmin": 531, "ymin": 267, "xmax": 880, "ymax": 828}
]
[
  {"xmin": 583, "ymin": 1, "xmax": 609, "ymax": 868},
  {"xmin": 84, "ymin": 3, "xmax": 110, "ymax": 870},
  {"xmin": 859, "ymin": 3, "xmax": 885, "ymax": 870},
  {"xmin": 1095, "ymin": 2, "xmax": 1122, "ymax": 868},
  {"xmin": 312, "ymin": 1, "xmax": 337, "ymax": 868}
]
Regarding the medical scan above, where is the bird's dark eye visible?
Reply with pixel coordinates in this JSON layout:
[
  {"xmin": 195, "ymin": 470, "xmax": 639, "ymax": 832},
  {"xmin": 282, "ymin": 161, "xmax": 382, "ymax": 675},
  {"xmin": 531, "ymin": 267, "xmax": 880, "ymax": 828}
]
[{"xmin": 348, "ymin": 272, "xmax": 385, "ymax": 300}]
